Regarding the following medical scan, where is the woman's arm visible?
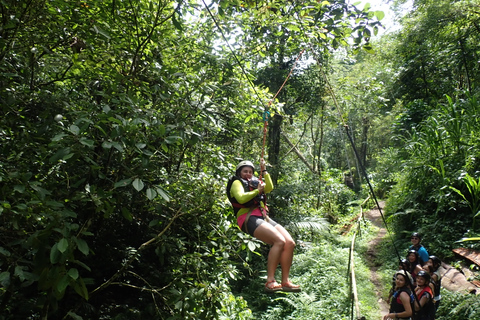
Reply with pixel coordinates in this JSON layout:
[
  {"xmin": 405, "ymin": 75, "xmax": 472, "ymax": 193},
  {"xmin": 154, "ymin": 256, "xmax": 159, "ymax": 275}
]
[
  {"xmin": 230, "ymin": 180, "xmax": 259, "ymax": 204},
  {"xmin": 429, "ymin": 283, "xmax": 435, "ymax": 298},
  {"xmin": 415, "ymin": 264, "xmax": 423, "ymax": 274},
  {"xmin": 399, "ymin": 291, "xmax": 413, "ymax": 317},
  {"xmin": 414, "ymin": 290, "xmax": 430, "ymax": 311},
  {"xmin": 263, "ymin": 172, "xmax": 273, "ymax": 193}
]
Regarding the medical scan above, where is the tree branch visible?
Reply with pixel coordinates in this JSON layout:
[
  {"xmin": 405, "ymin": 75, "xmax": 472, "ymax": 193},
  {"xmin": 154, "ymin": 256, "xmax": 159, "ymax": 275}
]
[{"xmin": 281, "ymin": 131, "xmax": 317, "ymax": 174}]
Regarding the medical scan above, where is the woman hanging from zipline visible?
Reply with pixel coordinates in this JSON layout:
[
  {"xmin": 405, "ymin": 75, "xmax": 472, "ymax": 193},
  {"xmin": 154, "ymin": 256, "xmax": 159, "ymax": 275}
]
[{"xmin": 226, "ymin": 159, "xmax": 301, "ymax": 293}]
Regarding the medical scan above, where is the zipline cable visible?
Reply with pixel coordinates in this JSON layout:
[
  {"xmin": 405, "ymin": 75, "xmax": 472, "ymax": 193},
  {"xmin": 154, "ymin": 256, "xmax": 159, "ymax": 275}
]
[
  {"xmin": 201, "ymin": 0, "xmax": 304, "ymax": 180},
  {"xmin": 201, "ymin": 0, "xmax": 268, "ymax": 110},
  {"xmin": 301, "ymin": 38, "xmax": 425, "ymax": 316},
  {"xmin": 259, "ymin": 49, "xmax": 305, "ymax": 181},
  {"xmin": 297, "ymin": 32, "xmax": 405, "ymax": 263}
]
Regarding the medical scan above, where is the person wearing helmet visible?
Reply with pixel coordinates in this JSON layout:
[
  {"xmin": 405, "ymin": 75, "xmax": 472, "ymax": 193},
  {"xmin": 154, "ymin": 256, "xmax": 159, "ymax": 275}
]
[
  {"xmin": 414, "ymin": 270, "xmax": 435, "ymax": 320},
  {"xmin": 421, "ymin": 264, "xmax": 436, "ymax": 301},
  {"xmin": 406, "ymin": 250, "xmax": 423, "ymax": 282},
  {"xmin": 384, "ymin": 270, "xmax": 414, "ymax": 320},
  {"xmin": 387, "ymin": 259, "xmax": 411, "ymax": 305},
  {"xmin": 409, "ymin": 232, "xmax": 429, "ymax": 265},
  {"xmin": 226, "ymin": 159, "xmax": 300, "ymax": 293},
  {"xmin": 427, "ymin": 256, "xmax": 442, "ymax": 312}
]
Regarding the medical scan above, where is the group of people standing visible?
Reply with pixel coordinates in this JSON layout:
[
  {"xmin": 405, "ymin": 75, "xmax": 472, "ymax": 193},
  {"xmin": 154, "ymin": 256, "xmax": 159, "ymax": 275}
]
[{"xmin": 384, "ymin": 233, "xmax": 442, "ymax": 320}]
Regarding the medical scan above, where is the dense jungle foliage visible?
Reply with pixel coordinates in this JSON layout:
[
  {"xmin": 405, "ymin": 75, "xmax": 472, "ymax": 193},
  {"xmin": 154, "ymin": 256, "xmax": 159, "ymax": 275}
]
[{"xmin": 1, "ymin": 0, "xmax": 480, "ymax": 319}]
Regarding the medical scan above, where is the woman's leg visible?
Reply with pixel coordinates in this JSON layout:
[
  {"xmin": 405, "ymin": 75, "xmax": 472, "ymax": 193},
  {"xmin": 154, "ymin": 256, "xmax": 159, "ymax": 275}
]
[
  {"xmin": 253, "ymin": 223, "xmax": 286, "ymax": 282},
  {"xmin": 274, "ymin": 225, "xmax": 296, "ymax": 284}
]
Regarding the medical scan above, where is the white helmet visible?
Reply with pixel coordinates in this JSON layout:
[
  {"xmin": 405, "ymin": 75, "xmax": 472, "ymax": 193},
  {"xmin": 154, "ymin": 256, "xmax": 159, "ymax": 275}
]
[{"xmin": 236, "ymin": 160, "xmax": 254, "ymax": 174}]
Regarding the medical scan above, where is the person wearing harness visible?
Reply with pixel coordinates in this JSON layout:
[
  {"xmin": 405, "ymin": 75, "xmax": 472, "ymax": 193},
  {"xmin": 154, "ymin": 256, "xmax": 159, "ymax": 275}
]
[
  {"xmin": 407, "ymin": 250, "xmax": 423, "ymax": 283},
  {"xmin": 414, "ymin": 270, "xmax": 435, "ymax": 320},
  {"xmin": 427, "ymin": 256, "xmax": 442, "ymax": 313},
  {"xmin": 387, "ymin": 259, "xmax": 411, "ymax": 305},
  {"xmin": 409, "ymin": 232, "xmax": 429, "ymax": 265},
  {"xmin": 384, "ymin": 270, "xmax": 414, "ymax": 320},
  {"xmin": 226, "ymin": 159, "xmax": 300, "ymax": 293}
]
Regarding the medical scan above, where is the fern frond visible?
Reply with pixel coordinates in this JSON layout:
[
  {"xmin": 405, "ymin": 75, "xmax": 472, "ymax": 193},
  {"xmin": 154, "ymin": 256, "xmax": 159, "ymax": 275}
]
[{"xmin": 288, "ymin": 217, "xmax": 330, "ymax": 233}]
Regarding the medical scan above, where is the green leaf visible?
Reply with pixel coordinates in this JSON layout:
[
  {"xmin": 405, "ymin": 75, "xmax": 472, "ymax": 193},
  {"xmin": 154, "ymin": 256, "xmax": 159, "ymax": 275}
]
[
  {"xmin": 66, "ymin": 311, "xmax": 83, "ymax": 320},
  {"xmin": 102, "ymin": 141, "xmax": 113, "ymax": 149},
  {"xmin": 93, "ymin": 24, "xmax": 111, "ymax": 39},
  {"xmin": 72, "ymin": 277, "xmax": 89, "ymax": 300},
  {"xmin": 29, "ymin": 183, "xmax": 52, "ymax": 200},
  {"xmin": 50, "ymin": 243, "xmax": 60, "ymax": 264},
  {"xmin": 458, "ymin": 237, "xmax": 480, "ymax": 242},
  {"xmin": 165, "ymin": 136, "xmax": 182, "ymax": 144},
  {"xmin": 0, "ymin": 247, "xmax": 11, "ymax": 256},
  {"xmin": 46, "ymin": 200, "xmax": 64, "ymax": 208},
  {"xmin": 175, "ymin": 300, "xmax": 183, "ymax": 309},
  {"xmin": 288, "ymin": 24, "xmax": 300, "ymax": 32},
  {"xmin": 155, "ymin": 186, "xmax": 170, "ymax": 202},
  {"xmin": 57, "ymin": 274, "xmax": 70, "ymax": 294},
  {"xmin": 69, "ymin": 124, "xmax": 80, "ymax": 135},
  {"xmin": 0, "ymin": 271, "xmax": 10, "ymax": 287},
  {"xmin": 121, "ymin": 207, "xmax": 133, "ymax": 221},
  {"xmin": 172, "ymin": 13, "xmax": 183, "ymax": 31},
  {"xmin": 247, "ymin": 240, "xmax": 257, "ymax": 252},
  {"xmin": 149, "ymin": 219, "xmax": 159, "ymax": 227},
  {"xmin": 58, "ymin": 238, "xmax": 69, "ymax": 253},
  {"xmin": 74, "ymin": 238, "xmax": 89, "ymax": 255},
  {"xmin": 14, "ymin": 266, "xmax": 26, "ymax": 281},
  {"xmin": 132, "ymin": 178, "xmax": 144, "ymax": 191},
  {"xmin": 49, "ymin": 147, "xmax": 72, "ymax": 163},
  {"xmin": 52, "ymin": 133, "xmax": 68, "ymax": 141},
  {"xmin": 146, "ymin": 188, "xmax": 156, "ymax": 200},
  {"xmin": 135, "ymin": 143, "xmax": 146, "ymax": 149},
  {"xmin": 68, "ymin": 268, "xmax": 79, "ymax": 280},
  {"xmin": 72, "ymin": 259, "xmax": 91, "ymax": 271},
  {"xmin": 375, "ymin": 10, "xmax": 385, "ymax": 21},
  {"xmin": 13, "ymin": 185, "xmax": 25, "ymax": 193},
  {"xmin": 158, "ymin": 124, "xmax": 166, "ymax": 136},
  {"xmin": 114, "ymin": 178, "xmax": 132, "ymax": 188},
  {"xmin": 111, "ymin": 141, "xmax": 124, "ymax": 152},
  {"xmin": 79, "ymin": 138, "xmax": 95, "ymax": 147}
]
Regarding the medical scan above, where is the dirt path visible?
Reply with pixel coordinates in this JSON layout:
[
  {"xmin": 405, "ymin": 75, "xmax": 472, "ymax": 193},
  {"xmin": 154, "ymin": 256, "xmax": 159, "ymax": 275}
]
[
  {"xmin": 363, "ymin": 201, "xmax": 480, "ymax": 320},
  {"xmin": 364, "ymin": 201, "xmax": 390, "ymax": 319}
]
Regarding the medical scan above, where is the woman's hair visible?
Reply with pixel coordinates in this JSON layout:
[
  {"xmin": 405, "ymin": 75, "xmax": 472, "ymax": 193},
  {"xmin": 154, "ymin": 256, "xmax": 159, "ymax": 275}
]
[{"xmin": 423, "ymin": 264, "xmax": 434, "ymax": 274}]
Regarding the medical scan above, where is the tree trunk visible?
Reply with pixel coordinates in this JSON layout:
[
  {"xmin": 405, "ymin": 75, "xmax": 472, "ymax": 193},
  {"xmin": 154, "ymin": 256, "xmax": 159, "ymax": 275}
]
[
  {"xmin": 361, "ymin": 117, "xmax": 369, "ymax": 169},
  {"xmin": 439, "ymin": 264, "xmax": 479, "ymax": 294},
  {"xmin": 267, "ymin": 113, "xmax": 282, "ymax": 185}
]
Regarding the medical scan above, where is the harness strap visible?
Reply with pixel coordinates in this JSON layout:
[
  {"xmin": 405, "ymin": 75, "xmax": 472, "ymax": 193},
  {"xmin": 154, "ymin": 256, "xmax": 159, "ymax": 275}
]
[
  {"xmin": 243, "ymin": 204, "xmax": 270, "ymax": 234},
  {"xmin": 232, "ymin": 202, "xmax": 247, "ymax": 208}
]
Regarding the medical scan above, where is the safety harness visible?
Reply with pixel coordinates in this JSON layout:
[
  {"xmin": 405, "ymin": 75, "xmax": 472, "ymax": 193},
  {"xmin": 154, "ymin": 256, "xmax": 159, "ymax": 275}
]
[{"xmin": 226, "ymin": 176, "xmax": 268, "ymax": 233}]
